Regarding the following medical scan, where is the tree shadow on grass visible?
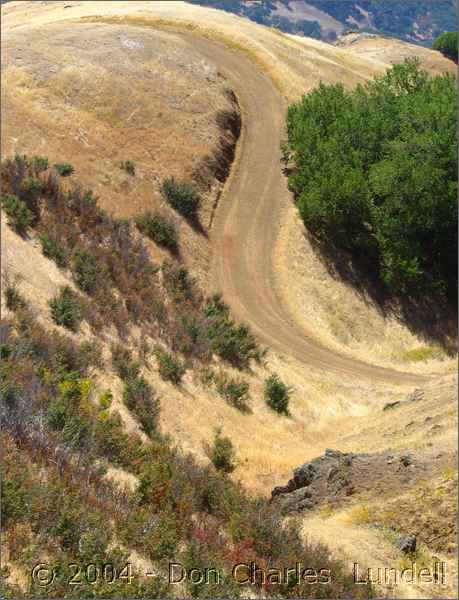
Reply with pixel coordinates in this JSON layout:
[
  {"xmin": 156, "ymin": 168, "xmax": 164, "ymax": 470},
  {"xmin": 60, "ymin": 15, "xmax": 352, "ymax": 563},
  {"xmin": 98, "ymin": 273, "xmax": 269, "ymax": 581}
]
[
  {"xmin": 186, "ymin": 214, "xmax": 208, "ymax": 239},
  {"xmin": 304, "ymin": 229, "xmax": 457, "ymax": 355}
]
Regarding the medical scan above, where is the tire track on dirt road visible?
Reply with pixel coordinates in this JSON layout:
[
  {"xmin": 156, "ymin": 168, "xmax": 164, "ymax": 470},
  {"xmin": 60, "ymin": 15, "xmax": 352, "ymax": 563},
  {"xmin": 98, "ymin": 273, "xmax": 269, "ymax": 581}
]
[{"xmin": 187, "ymin": 35, "xmax": 426, "ymax": 386}]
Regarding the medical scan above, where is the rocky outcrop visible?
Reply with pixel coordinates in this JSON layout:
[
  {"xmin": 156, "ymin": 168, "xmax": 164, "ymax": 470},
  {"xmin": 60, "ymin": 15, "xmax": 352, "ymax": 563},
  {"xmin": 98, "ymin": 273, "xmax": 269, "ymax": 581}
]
[
  {"xmin": 271, "ymin": 448, "xmax": 420, "ymax": 514},
  {"xmin": 271, "ymin": 449, "xmax": 356, "ymax": 513}
]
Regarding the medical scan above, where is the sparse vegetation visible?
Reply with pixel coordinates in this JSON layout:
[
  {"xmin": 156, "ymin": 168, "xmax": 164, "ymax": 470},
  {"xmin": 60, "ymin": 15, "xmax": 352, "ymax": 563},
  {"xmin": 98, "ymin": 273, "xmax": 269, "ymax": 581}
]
[
  {"xmin": 161, "ymin": 176, "xmax": 201, "ymax": 219},
  {"xmin": 1, "ymin": 303, "xmax": 372, "ymax": 599},
  {"xmin": 216, "ymin": 374, "xmax": 250, "ymax": 412},
  {"xmin": 2, "ymin": 273, "xmax": 26, "ymax": 312},
  {"xmin": 54, "ymin": 162, "xmax": 74, "ymax": 176},
  {"xmin": 161, "ymin": 260, "xmax": 195, "ymax": 303},
  {"xmin": 39, "ymin": 233, "xmax": 68, "ymax": 267},
  {"xmin": 98, "ymin": 389, "xmax": 113, "ymax": 410},
  {"xmin": 264, "ymin": 373, "xmax": 291, "ymax": 415},
  {"xmin": 209, "ymin": 428, "xmax": 236, "ymax": 474},
  {"xmin": 120, "ymin": 159, "xmax": 136, "ymax": 175},
  {"xmin": 155, "ymin": 347, "xmax": 186, "ymax": 384},
  {"xmin": 1, "ymin": 194, "xmax": 33, "ymax": 235},
  {"xmin": 30, "ymin": 155, "xmax": 49, "ymax": 173},
  {"xmin": 111, "ymin": 344, "xmax": 140, "ymax": 381},
  {"xmin": 72, "ymin": 248, "xmax": 100, "ymax": 294},
  {"xmin": 49, "ymin": 286, "xmax": 82, "ymax": 331},
  {"xmin": 204, "ymin": 294, "xmax": 264, "ymax": 369},
  {"xmin": 2, "ymin": 156, "xmax": 263, "ymax": 375},
  {"xmin": 135, "ymin": 212, "xmax": 178, "ymax": 251},
  {"xmin": 122, "ymin": 373, "xmax": 159, "ymax": 435}
]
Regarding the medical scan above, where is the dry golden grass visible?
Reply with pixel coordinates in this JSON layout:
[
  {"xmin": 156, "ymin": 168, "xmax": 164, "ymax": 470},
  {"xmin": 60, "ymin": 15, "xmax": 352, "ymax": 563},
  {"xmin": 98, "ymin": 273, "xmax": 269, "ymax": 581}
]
[
  {"xmin": 275, "ymin": 206, "xmax": 457, "ymax": 373},
  {"xmin": 1, "ymin": 6, "xmax": 457, "ymax": 597}
]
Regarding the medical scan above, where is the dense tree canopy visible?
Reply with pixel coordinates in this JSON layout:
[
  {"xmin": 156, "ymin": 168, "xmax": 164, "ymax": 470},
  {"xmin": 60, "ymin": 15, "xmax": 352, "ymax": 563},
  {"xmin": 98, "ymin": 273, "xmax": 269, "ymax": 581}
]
[
  {"xmin": 285, "ymin": 59, "xmax": 457, "ymax": 301},
  {"xmin": 433, "ymin": 31, "xmax": 458, "ymax": 62}
]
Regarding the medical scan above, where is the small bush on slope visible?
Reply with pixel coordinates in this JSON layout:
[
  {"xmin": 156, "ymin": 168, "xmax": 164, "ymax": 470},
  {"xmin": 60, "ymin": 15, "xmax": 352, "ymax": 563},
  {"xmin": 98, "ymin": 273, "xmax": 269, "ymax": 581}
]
[
  {"xmin": 161, "ymin": 176, "xmax": 201, "ymax": 219},
  {"xmin": 122, "ymin": 373, "xmax": 159, "ymax": 436},
  {"xmin": 2, "ymin": 273, "xmax": 26, "ymax": 312},
  {"xmin": 209, "ymin": 428, "xmax": 236, "ymax": 474},
  {"xmin": 264, "ymin": 373, "xmax": 291, "ymax": 415},
  {"xmin": 39, "ymin": 233, "xmax": 68, "ymax": 267},
  {"xmin": 155, "ymin": 347, "xmax": 186, "ymax": 384},
  {"xmin": 215, "ymin": 374, "xmax": 250, "ymax": 412},
  {"xmin": 1, "ymin": 194, "xmax": 32, "ymax": 235},
  {"xmin": 120, "ymin": 159, "xmax": 136, "ymax": 175},
  {"xmin": 54, "ymin": 162, "xmax": 74, "ymax": 176},
  {"xmin": 49, "ymin": 286, "xmax": 82, "ymax": 331},
  {"xmin": 72, "ymin": 247, "xmax": 100, "ymax": 294},
  {"xmin": 135, "ymin": 212, "xmax": 178, "ymax": 251}
]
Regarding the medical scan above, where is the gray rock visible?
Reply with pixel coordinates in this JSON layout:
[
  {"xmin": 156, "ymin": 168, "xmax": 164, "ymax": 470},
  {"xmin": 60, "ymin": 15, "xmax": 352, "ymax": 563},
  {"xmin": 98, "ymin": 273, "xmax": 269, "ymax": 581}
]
[
  {"xmin": 327, "ymin": 465, "xmax": 339, "ymax": 481},
  {"xmin": 396, "ymin": 534, "xmax": 416, "ymax": 553},
  {"xmin": 325, "ymin": 448, "xmax": 343, "ymax": 458},
  {"xmin": 276, "ymin": 486, "xmax": 315, "ymax": 513},
  {"xmin": 293, "ymin": 463, "xmax": 317, "ymax": 487},
  {"xmin": 297, "ymin": 499, "xmax": 314, "ymax": 511}
]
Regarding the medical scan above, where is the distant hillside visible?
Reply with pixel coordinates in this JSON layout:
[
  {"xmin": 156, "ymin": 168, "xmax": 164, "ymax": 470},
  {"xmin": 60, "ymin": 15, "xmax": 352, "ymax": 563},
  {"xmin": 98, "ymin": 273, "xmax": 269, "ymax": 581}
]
[{"xmin": 188, "ymin": 0, "xmax": 458, "ymax": 45}]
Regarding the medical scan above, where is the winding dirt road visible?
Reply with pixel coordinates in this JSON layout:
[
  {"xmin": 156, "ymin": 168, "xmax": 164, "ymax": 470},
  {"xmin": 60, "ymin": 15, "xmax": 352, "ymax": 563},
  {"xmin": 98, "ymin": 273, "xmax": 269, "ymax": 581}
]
[{"xmin": 188, "ymin": 35, "xmax": 426, "ymax": 386}]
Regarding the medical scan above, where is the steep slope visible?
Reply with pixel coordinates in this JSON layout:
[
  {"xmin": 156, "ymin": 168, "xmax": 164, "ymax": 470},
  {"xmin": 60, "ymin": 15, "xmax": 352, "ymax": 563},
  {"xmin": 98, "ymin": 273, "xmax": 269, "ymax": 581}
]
[
  {"xmin": 2, "ymin": 0, "xmax": 456, "ymax": 480},
  {"xmin": 2, "ymin": 15, "xmax": 241, "ymax": 283},
  {"xmin": 1, "ymin": 3, "xmax": 457, "ymax": 598}
]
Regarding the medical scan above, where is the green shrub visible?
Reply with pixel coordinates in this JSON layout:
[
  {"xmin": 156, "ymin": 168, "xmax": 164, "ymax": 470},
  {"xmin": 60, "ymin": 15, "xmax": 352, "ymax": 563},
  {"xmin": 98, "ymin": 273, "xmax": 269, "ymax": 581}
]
[
  {"xmin": 202, "ymin": 295, "xmax": 263, "ymax": 369},
  {"xmin": 54, "ymin": 163, "xmax": 74, "ymax": 176},
  {"xmin": 120, "ymin": 160, "xmax": 136, "ymax": 176},
  {"xmin": 161, "ymin": 177, "xmax": 201, "ymax": 219},
  {"xmin": 19, "ymin": 176, "xmax": 43, "ymax": 200},
  {"xmin": 155, "ymin": 348, "xmax": 185, "ymax": 384},
  {"xmin": 208, "ymin": 318, "xmax": 262, "ymax": 369},
  {"xmin": 122, "ymin": 374, "xmax": 159, "ymax": 436},
  {"xmin": 1, "ymin": 461, "xmax": 31, "ymax": 527},
  {"xmin": 135, "ymin": 212, "xmax": 178, "ymax": 250},
  {"xmin": 99, "ymin": 390, "xmax": 113, "ymax": 410},
  {"xmin": 216, "ymin": 375, "xmax": 250, "ymax": 412},
  {"xmin": 111, "ymin": 344, "xmax": 140, "ymax": 380},
  {"xmin": 31, "ymin": 155, "xmax": 49, "ymax": 173},
  {"xmin": 264, "ymin": 373, "xmax": 291, "ymax": 415},
  {"xmin": 209, "ymin": 429, "xmax": 235, "ymax": 474},
  {"xmin": 433, "ymin": 31, "xmax": 458, "ymax": 63},
  {"xmin": 1, "ymin": 194, "xmax": 33, "ymax": 235},
  {"xmin": 49, "ymin": 286, "xmax": 82, "ymax": 331},
  {"xmin": 39, "ymin": 233, "xmax": 68, "ymax": 267},
  {"xmin": 72, "ymin": 248, "xmax": 99, "ymax": 294},
  {"xmin": 2, "ymin": 274, "xmax": 26, "ymax": 312},
  {"xmin": 162, "ymin": 261, "xmax": 195, "ymax": 303}
]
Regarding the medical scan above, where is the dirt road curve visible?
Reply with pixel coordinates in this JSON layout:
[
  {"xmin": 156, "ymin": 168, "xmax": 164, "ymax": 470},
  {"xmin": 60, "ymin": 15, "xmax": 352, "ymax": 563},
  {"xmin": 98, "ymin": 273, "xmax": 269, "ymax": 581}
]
[{"xmin": 185, "ymin": 36, "xmax": 428, "ymax": 386}]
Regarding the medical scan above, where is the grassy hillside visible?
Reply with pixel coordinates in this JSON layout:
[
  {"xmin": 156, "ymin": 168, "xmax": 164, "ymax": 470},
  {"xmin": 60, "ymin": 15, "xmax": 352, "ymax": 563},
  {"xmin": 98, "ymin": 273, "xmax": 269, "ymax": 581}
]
[
  {"xmin": 0, "ymin": 155, "xmax": 372, "ymax": 599},
  {"xmin": 1, "ymin": 3, "xmax": 457, "ymax": 599}
]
